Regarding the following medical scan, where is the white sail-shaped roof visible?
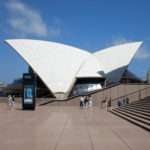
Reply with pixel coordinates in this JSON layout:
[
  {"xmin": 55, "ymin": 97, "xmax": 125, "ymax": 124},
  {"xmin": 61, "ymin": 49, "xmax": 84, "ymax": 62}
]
[
  {"xmin": 5, "ymin": 39, "xmax": 142, "ymax": 99},
  {"xmin": 94, "ymin": 42, "xmax": 143, "ymax": 74},
  {"xmin": 5, "ymin": 39, "xmax": 102, "ymax": 97},
  {"xmin": 76, "ymin": 55, "xmax": 103, "ymax": 78}
]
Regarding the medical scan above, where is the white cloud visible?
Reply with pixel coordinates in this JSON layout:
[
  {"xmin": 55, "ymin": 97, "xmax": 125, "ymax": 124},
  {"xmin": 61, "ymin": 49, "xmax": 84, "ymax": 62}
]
[
  {"xmin": 5, "ymin": 0, "xmax": 49, "ymax": 37},
  {"xmin": 48, "ymin": 17, "xmax": 63, "ymax": 38},
  {"xmin": 111, "ymin": 36, "xmax": 130, "ymax": 46}
]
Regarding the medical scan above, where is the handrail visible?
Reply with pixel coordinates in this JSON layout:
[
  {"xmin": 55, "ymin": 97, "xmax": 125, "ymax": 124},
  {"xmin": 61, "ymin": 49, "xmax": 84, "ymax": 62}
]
[
  {"xmin": 85, "ymin": 82, "xmax": 150, "ymax": 96},
  {"xmin": 40, "ymin": 83, "xmax": 150, "ymax": 101},
  {"xmin": 111, "ymin": 86, "xmax": 150, "ymax": 103},
  {"xmin": 38, "ymin": 82, "xmax": 150, "ymax": 106}
]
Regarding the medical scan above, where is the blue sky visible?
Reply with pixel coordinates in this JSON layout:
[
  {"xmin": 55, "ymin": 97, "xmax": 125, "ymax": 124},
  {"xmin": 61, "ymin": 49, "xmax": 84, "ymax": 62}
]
[{"xmin": 0, "ymin": 0, "xmax": 150, "ymax": 84}]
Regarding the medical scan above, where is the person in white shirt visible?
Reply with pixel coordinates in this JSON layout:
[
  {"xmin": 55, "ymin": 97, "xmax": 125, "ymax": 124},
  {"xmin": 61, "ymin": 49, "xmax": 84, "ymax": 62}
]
[
  {"xmin": 88, "ymin": 95, "xmax": 93, "ymax": 107},
  {"xmin": 8, "ymin": 94, "xmax": 13, "ymax": 108}
]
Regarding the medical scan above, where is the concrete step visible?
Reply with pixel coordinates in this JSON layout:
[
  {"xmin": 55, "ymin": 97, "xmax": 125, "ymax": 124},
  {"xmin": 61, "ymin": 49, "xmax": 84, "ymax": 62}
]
[
  {"xmin": 130, "ymin": 101, "xmax": 150, "ymax": 105},
  {"xmin": 112, "ymin": 109, "xmax": 150, "ymax": 126},
  {"xmin": 126, "ymin": 105, "xmax": 150, "ymax": 110},
  {"xmin": 125, "ymin": 105, "xmax": 150, "ymax": 110},
  {"xmin": 123, "ymin": 105, "xmax": 150, "ymax": 110},
  {"xmin": 129, "ymin": 103, "xmax": 150, "ymax": 107},
  {"xmin": 123, "ymin": 106, "xmax": 150, "ymax": 113},
  {"xmin": 131, "ymin": 100, "xmax": 150, "ymax": 105},
  {"xmin": 111, "ymin": 110, "xmax": 150, "ymax": 131},
  {"xmin": 130, "ymin": 106, "xmax": 150, "ymax": 110},
  {"xmin": 117, "ymin": 108, "xmax": 150, "ymax": 121},
  {"xmin": 120, "ymin": 107, "xmax": 150, "ymax": 117}
]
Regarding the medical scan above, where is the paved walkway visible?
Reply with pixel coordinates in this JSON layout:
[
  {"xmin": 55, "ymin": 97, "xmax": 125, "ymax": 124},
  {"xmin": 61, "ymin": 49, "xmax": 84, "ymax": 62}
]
[{"xmin": 0, "ymin": 103, "xmax": 150, "ymax": 150}]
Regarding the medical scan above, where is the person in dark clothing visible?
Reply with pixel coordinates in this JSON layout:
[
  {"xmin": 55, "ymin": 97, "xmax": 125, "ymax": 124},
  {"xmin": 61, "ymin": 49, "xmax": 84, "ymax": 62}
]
[
  {"xmin": 123, "ymin": 98, "xmax": 126, "ymax": 106},
  {"xmin": 106, "ymin": 98, "xmax": 111, "ymax": 111},
  {"xmin": 12, "ymin": 95, "xmax": 15, "ymax": 107},
  {"xmin": 126, "ymin": 97, "xmax": 129, "ymax": 104},
  {"xmin": 80, "ymin": 96, "xmax": 84, "ymax": 108},
  {"xmin": 84, "ymin": 96, "xmax": 89, "ymax": 108},
  {"xmin": 108, "ymin": 99, "xmax": 111, "ymax": 107},
  {"xmin": 117, "ymin": 99, "xmax": 121, "ymax": 107}
]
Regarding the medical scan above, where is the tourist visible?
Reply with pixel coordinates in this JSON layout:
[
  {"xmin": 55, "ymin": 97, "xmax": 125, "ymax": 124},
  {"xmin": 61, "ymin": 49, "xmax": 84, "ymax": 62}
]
[
  {"xmin": 8, "ymin": 94, "xmax": 13, "ymax": 109},
  {"xmin": 122, "ymin": 98, "xmax": 125, "ymax": 106},
  {"xmin": 80, "ymin": 96, "xmax": 84, "ymax": 108},
  {"xmin": 12, "ymin": 95, "xmax": 15, "ymax": 107},
  {"xmin": 126, "ymin": 97, "xmax": 129, "ymax": 104},
  {"xmin": 84, "ymin": 96, "xmax": 89, "ymax": 108},
  {"xmin": 101, "ymin": 99, "xmax": 106, "ymax": 109},
  {"xmin": 117, "ymin": 99, "xmax": 121, "ymax": 107},
  {"xmin": 106, "ymin": 98, "xmax": 111, "ymax": 111},
  {"xmin": 89, "ymin": 95, "xmax": 93, "ymax": 107}
]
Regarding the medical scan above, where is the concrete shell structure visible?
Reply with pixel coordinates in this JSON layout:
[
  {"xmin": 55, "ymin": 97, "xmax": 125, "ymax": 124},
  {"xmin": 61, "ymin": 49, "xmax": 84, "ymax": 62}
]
[
  {"xmin": 94, "ymin": 42, "xmax": 142, "ymax": 74},
  {"xmin": 5, "ymin": 39, "xmax": 142, "ymax": 99}
]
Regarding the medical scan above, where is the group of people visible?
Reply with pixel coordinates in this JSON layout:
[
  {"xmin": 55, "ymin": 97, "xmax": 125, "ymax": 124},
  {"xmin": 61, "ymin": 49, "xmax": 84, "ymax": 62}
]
[
  {"xmin": 80, "ymin": 95, "xmax": 93, "ymax": 108},
  {"xmin": 117, "ymin": 97, "xmax": 129, "ymax": 107},
  {"xmin": 8, "ymin": 94, "xmax": 15, "ymax": 109}
]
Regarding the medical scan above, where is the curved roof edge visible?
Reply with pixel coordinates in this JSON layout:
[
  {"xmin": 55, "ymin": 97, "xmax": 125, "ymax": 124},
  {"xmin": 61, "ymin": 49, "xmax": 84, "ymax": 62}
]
[
  {"xmin": 94, "ymin": 41, "xmax": 143, "ymax": 74},
  {"xmin": 5, "ymin": 39, "xmax": 102, "ymax": 98},
  {"xmin": 5, "ymin": 39, "xmax": 143, "ymax": 99}
]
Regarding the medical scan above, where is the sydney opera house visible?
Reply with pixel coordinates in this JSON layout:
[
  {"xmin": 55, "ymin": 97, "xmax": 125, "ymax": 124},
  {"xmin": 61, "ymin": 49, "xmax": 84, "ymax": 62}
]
[{"xmin": 5, "ymin": 39, "xmax": 142, "ymax": 99}]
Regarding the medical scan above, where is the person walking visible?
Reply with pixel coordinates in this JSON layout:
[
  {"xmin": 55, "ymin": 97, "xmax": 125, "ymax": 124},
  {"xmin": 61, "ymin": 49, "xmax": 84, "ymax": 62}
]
[
  {"xmin": 84, "ymin": 96, "xmax": 89, "ymax": 108},
  {"xmin": 106, "ymin": 98, "xmax": 111, "ymax": 111},
  {"xmin": 126, "ymin": 97, "xmax": 129, "ymax": 104},
  {"xmin": 89, "ymin": 95, "xmax": 93, "ymax": 107},
  {"xmin": 12, "ymin": 95, "xmax": 15, "ymax": 108},
  {"xmin": 8, "ymin": 94, "xmax": 13, "ymax": 109},
  {"xmin": 117, "ymin": 99, "xmax": 121, "ymax": 107},
  {"xmin": 80, "ymin": 96, "xmax": 84, "ymax": 108}
]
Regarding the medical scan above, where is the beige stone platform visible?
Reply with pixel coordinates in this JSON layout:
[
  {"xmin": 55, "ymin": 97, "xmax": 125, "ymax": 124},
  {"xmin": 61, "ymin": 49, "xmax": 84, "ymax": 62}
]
[{"xmin": 0, "ymin": 102, "xmax": 150, "ymax": 150}]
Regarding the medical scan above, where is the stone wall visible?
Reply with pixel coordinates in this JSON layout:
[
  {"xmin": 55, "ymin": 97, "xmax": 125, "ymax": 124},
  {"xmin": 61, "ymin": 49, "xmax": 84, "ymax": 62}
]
[{"xmin": 46, "ymin": 83, "xmax": 150, "ymax": 107}]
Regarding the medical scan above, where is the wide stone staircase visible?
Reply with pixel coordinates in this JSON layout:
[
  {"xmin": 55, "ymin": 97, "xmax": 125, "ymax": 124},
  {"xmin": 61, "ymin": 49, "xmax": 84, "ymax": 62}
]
[{"xmin": 111, "ymin": 97, "xmax": 150, "ymax": 131}]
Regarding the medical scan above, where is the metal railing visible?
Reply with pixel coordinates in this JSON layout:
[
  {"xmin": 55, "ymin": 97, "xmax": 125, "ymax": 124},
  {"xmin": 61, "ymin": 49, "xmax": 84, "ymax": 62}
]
[{"xmin": 111, "ymin": 86, "xmax": 150, "ymax": 108}]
